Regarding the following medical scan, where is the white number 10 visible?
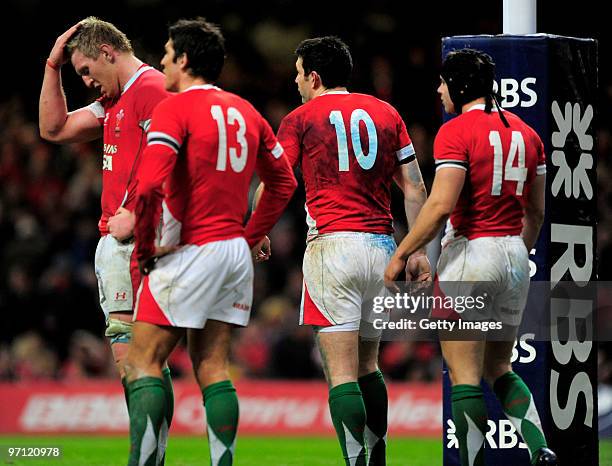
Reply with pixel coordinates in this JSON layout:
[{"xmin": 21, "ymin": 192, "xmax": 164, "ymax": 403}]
[
  {"xmin": 489, "ymin": 130, "xmax": 528, "ymax": 196},
  {"xmin": 211, "ymin": 105, "xmax": 248, "ymax": 172},
  {"xmin": 329, "ymin": 109, "xmax": 378, "ymax": 171}
]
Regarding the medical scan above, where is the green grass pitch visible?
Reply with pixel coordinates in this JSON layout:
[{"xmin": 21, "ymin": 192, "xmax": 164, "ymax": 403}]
[{"xmin": 0, "ymin": 436, "xmax": 611, "ymax": 465}]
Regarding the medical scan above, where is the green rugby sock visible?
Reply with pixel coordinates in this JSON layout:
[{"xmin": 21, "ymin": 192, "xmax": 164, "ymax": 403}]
[
  {"xmin": 329, "ymin": 382, "xmax": 367, "ymax": 466},
  {"xmin": 122, "ymin": 376, "xmax": 130, "ymax": 409},
  {"xmin": 203, "ymin": 380, "xmax": 239, "ymax": 466},
  {"xmin": 127, "ymin": 377, "xmax": 168, "ymax": 466},
  {"xmin": 493, "ymin": 371, "xmax": 547, "ymax": 464},
  {"xmin": 159, "ymin": 367, "xmax": 174, "ymax": 465},
  {"xmin": 452, "ymin": 384, "xmax": 487, "ymax": 466},
  {"xmin": 358, "ymin": 370, "xmax": 387, "ymax": 466}
]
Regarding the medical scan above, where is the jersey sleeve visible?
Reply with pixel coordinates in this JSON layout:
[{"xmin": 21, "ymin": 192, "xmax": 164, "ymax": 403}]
[
  {"xmin": 134, "ymin": 98, "xmax": 184, "ymax": 260},
  {"xmin": 433, "ymin": 121, "xmax": 469, "ymax": 172},
  {"xmin": 244, "ymin": 116, "xmax": 298, "ymax": 248},
  {"xmin": 276, "ymin": 111, "xmax": 302, "ymax": 167},
  {"xmin": 395, "ymin": 114, "xmax": 416, "ymax": 165},
  {"xmin": 85, "ymin": 98, "xmax": 106, "ymax": 125},
  {"xmin": 258, "ymin": 117, "xmax": 285, "ymax": 161},
  {"xmin": 536, "ymin": 134, "xmax": 546, "ymax": 175}
]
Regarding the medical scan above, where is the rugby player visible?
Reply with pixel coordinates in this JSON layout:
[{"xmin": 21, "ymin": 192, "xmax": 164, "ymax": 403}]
[
  {"xmin": 384, "ymin": 49, "xmax": 557, "ymax": 466},
  {"xmin": 39, "ymin": 17, "xmax": 174, "ymax": 462},
  {"xmin": 124, "ymin": 18, "xmax": 296, "ymax": 466}
]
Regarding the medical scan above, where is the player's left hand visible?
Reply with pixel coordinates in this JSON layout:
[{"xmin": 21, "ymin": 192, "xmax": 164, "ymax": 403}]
[
  {"xmin": 406, "ymin": 253, "xmax": 432, "ymax": 282},
  {"xmin": 138, "ymin": 245, "xmax": 179, "ymax": 275},
  {"xmin": 384, "ymin": 254, "xmax": 407, "ymax": 292},
  {"xmin": 108, "ymin": 207, "xmax": 135, "ymax": 242},
  {"xmin": 251, "ymin": 236, "xmax": 271, "ymax": 262}
]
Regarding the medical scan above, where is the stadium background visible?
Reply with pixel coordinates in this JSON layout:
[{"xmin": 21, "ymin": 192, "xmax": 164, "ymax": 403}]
[{"xmin": 0, "ymin": 0, "xmax": 610, "ymax": 464}]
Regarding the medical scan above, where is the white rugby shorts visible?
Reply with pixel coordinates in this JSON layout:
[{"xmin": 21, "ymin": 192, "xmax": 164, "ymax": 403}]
[
  {"xmin": 434, "ymin": 235, "xmax": 530, "ymax": 326},
  {"xmin": 300, "ymin": 232, "xmax": 395, "ymax": 334},
  {"xmin": 94, "ymin": 234, "xmax": 140, "ymax": 318},
  {"xmin": 134, "ymin": 237, "xmax": 253, "ymax": 329}
]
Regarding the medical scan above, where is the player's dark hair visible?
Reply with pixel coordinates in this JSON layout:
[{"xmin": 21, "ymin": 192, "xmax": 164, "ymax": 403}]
[
  {"xmin": 168, "ymin": 17, "xmax": 225, "ymax": 82},
  {"xmin": 441, "ymin": 48, "xmax": 509, "ymax": 126},
  {"xmin": 295, "ymin": 36, "xmax": 352, "ymax": 89}
]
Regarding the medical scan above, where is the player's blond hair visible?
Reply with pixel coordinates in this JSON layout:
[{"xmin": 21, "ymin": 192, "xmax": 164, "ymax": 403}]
[{"xmin": 66, "ymin": 17, "xmax": 133, "ymax": 59}]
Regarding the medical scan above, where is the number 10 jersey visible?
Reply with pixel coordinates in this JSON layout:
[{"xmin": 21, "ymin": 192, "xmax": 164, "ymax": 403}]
[{"xmin": 277, "ymin": 91, "xmax": 416, "ymax": 239}]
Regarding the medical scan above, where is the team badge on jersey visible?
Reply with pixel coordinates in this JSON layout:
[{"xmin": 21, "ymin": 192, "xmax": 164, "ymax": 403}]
[{"xmin": 115, "ymin": 109, "xmax": 125, "ymax": 137}]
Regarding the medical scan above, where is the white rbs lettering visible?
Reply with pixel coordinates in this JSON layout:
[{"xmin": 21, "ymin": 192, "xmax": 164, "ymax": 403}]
[
  {"xmin": 498, "ymin": 77, "xmax": 537, "ymax": 108},
  {"xmin": 549, "ymin": 94, "xmax": 594, "ymax": 432}
]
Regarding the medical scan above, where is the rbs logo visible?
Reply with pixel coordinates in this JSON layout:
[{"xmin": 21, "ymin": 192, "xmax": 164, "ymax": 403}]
[{"xmin": 496, "ymin": 77, "xmax": 537, "ymax": 108}]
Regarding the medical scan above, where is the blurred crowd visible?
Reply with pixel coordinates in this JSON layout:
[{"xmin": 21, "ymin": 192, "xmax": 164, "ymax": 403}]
[{"xmin": 0, "ymin": 5, "xmax": 610, "ymax": 386}]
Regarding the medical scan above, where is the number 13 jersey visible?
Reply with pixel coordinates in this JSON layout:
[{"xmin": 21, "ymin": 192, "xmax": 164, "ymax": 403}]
[
  {"xmin": 434, "ymin": 105, "xmax": 546, "ymax": 241},
  {"xmin": 277, "ymin": 91, "xmax": 415, "ymax": 239},
  {"xmin": 136, "ymin": 84, "xmax": 289, "ymax": 252}
]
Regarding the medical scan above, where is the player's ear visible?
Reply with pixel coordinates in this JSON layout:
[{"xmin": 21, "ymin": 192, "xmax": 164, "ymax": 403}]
[
  {"xmin": 311, "ymin": 71, "xmax": 321, "ymax": 89},
  {"xmin": 99, "ymin": 44, "xmax": 114, "ymax": 63},
  {"xmin": 177, "ymin": 53, "xmax": 188, "ymax": 71}
]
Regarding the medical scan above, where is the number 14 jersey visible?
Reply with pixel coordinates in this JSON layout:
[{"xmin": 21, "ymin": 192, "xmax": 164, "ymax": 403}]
[
  {"xmin": 277, "ymin": 91, "xmax": 415, "ymax": 239},
  {"xmin": 434, "ymin": 105, "xmax": 546, "ymax": 241}
]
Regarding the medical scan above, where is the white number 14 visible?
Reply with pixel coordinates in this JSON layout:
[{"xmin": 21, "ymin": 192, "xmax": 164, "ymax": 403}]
[{"xmin": 489, "ymin": 130, "xmax": 528, "ymax": 196}]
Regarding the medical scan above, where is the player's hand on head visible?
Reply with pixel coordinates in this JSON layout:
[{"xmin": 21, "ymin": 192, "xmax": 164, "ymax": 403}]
[
  {"xmin": 48, "ymin": 22, "xmax": 82, "ymax": 67},
  {"xmin": 384, "ymin": 255, "xmax": 406, "ymax": 292},
  {"xmin": 108, "ymin": 207, "xmax": 136, "ymax": 242},
  {"xmin": 406, "ymin": 253, "xmax": 432, "ymax": 283},
  {"xmin": 251, "ymin": 236, "xmax": 271, "ymax": 262}
]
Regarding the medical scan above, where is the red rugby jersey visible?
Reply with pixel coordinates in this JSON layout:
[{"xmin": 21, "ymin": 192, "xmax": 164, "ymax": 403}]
[
  {"xmin": 277, "ymin": 91, "xmax": 415, "ymax": 238},
  {"xmin": 134, "ymin": 85, "xmax": 296, "ymax": 260},
  {"xmin": 434, "ymin": 105, "xmax": 546, "ymax": 240},
  {"xmin": 86, "ymin": 65, "xmax": 169, "ymax": 235}
]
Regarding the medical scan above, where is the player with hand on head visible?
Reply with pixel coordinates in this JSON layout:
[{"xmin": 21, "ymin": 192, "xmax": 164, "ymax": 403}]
[
  {"xmin": 258, "ymin": 36, "xmax": 430, "ymax": 466},
  {"xmin": 124, "ymin": 17, "xmax": 297, "ymax": 466},
  {"xmin": 39, "ymin": 16, "xmax": 174, "ymax": 461},
  {"xmin": 384, "ymin": 49, "xmax": 557, "ymax": 466}
]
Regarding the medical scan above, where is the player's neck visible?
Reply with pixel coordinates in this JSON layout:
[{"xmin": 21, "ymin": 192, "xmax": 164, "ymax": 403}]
[
  {"xmin": 116, "ymin": 54, "xmax": 145, "ymax": 90},
  {"xmin": 315, "ymin": 86, "xmax": 348, "ymax": 99},
  {"xmin": 461, "ymin": 97, "xmax": 487, "ymax": 113},
  {"xmin": 177, "ymin": 75, "xmax": 209, "ymax": 92}
]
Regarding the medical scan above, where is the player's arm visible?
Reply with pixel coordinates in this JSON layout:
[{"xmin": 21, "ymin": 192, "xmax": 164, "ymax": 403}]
[
  {"xmin": 134, "ymin": 142, "xmax": 178, "ymax": 273},
  {"xmin": 392, "ymin": 112, "xmax": 431, "ymax": 279},
  {"xmin": 521, "ymin": 174, "xmax": 545, "ymax": 251},
  {"xmin": 385, "ymin": 168, "xmax": 465, "ymax": 288},
  {"xmin": 134, "ymin": 105, "xmax": 182, "ymax": 273},
  {"xmin": 249, "ymin": 114, "xmax": 300, "ymax": 259},
  {"xmin": 393, "ymin": 159, "xmax": 428, "ymax": 259},
  {"xmin": 252, "ymin": 113, "xmax": 301, "ymax": 211},
  {"xmin": 39, "ymin": 23, "xmax": 102, "ymax": 143},
  {"xmin": 252, "ymin": 182, "xmax": 265, "ymax": 212},
  {"xmin": 244, "ymin": 121, "xmax": 298, "ymax": 250}
]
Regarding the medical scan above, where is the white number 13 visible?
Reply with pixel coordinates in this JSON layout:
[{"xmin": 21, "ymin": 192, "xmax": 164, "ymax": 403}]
[
  {"xmin": 211, "ymin": 105, "xmax": 248, "ymax": 172},
  {"xmin": 489, "ymin": 130, "xmax": 528, "ymax": 196}
]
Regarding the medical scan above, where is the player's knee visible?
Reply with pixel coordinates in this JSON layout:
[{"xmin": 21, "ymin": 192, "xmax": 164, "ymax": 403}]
[
  {"xmin": 447, "ymin": 366, "xmax": 481, "ymax": 386},
  {"xmin": 105, "ymin": 318, "xmax": 133, "ymax": 353},
  {"xmin": 190, "ymin": 352, "xmax": 228, "ymax": 376}
]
